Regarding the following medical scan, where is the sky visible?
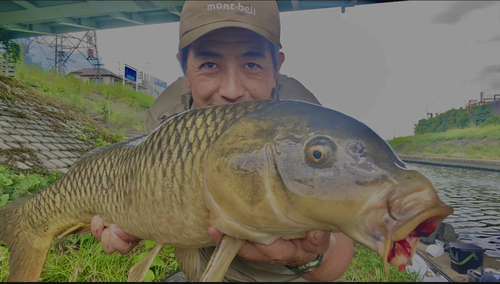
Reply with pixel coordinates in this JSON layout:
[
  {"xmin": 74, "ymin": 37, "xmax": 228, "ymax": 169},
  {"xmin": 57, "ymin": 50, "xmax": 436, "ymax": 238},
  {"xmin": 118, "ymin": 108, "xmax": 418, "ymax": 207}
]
[{"xmin": 43, "ymin": 1, "xmax": 500, "ymax": 140}]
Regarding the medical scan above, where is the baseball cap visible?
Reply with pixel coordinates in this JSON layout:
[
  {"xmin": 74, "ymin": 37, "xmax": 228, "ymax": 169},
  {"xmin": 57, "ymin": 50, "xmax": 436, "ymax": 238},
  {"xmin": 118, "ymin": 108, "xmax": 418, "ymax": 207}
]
[{"xmin": 179, "ymin": 0, "xmax": 282, "ymax": 49}]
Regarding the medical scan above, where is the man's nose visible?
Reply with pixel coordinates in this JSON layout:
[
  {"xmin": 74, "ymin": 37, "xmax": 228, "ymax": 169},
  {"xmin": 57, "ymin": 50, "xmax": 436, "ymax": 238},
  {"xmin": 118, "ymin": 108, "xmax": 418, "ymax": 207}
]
[{"xmin": 218, "ymin": 69, "xmax": 246, "ymax": 102}]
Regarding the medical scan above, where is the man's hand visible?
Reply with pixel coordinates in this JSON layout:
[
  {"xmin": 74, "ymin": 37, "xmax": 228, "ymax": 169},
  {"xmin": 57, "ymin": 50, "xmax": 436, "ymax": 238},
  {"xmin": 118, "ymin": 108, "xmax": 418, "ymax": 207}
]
[
  {"xmin": 207, "ymin": 226, "xmax": 330, "ymax": 267},
  {"xmin": 208, "ymin": 226, "xmax": 354, "ymax": 282},
  {"xmin": 90, "ymin": 215, "xmax": 141, "ymax": 254}
]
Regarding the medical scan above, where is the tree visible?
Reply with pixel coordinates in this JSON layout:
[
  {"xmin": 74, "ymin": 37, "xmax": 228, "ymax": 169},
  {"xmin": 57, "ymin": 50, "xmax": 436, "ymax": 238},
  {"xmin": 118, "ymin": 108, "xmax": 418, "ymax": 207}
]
[
  {"xmin": 0, "ymin": 39, "xmax": 22, "ymax": 64},
  {"xmin": 470, "ymin": 104, "xmax": 491, "ymax": 125}
]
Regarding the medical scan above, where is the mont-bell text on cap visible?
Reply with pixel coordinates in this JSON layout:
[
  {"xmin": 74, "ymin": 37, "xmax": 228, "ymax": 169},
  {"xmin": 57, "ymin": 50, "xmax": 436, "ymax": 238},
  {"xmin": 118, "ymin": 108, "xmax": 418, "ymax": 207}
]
[
  {"xmin": 206, "ymin": 2, "xmax": 256, "ymax": 15},
  {"xmin": 179, "ymin": 1, "xmax": 281, "ymax": 49}
]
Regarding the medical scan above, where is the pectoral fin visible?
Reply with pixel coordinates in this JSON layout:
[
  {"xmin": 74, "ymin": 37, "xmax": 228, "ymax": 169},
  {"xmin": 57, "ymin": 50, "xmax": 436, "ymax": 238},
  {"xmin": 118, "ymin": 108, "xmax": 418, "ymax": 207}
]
[
  {"xmin": 199, "ymin": 234, "xmax": 245, "ymax": 282},
  {"xmin": 175, "ymin": 248, "xmax": 201, "ymax": 281},
  {"xmin": 128, "ymin": 243, "xmax": 163, "ymax": 282},
  {"xmin": 57, "ymin": 223, "xmax": 92, "ymax": 240}
]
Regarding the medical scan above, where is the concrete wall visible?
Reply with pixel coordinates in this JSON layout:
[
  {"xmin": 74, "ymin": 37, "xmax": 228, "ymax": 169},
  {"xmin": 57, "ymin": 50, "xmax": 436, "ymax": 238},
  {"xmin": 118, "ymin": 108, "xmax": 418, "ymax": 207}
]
[{"xmin": 399, "ymin": 155, "xmax": 500, "ymax": 172}]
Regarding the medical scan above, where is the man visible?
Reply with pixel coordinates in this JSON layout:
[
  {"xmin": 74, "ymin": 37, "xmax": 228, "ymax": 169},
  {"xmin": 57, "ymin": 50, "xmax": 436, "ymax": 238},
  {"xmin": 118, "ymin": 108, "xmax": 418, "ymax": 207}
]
[{"xmin": 91, "ymin": 1, "xmax": 354, "ymax": 281}]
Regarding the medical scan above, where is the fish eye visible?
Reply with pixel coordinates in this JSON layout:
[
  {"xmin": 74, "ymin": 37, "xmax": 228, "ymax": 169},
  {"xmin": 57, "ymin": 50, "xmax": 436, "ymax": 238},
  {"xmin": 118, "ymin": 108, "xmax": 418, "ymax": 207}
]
[
  {"xmin": 308, "ymin": 145, "xmax": 326, "ymax": 163},
  {"xmin": 305, "ymin": 136, "xmax": 337, "ymax": 168},
  {"xmin": 313, "ymin": 149, "xmax": 322, "ymax": 159}
]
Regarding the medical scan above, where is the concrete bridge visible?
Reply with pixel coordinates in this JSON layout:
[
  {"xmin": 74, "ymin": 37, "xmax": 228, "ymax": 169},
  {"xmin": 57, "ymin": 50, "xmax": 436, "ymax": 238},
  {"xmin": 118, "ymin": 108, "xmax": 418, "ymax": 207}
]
[{"xmin": 0, "ymin": 1, "xmax": 401, "ymax": 40}]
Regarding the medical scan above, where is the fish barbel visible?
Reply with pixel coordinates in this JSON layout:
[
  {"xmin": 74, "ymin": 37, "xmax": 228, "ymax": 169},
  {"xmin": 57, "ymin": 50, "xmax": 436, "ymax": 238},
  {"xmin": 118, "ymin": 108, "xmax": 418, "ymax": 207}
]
[{"xmin": 0, "ymin": 100, "xmax": 453, "ymax": 282}]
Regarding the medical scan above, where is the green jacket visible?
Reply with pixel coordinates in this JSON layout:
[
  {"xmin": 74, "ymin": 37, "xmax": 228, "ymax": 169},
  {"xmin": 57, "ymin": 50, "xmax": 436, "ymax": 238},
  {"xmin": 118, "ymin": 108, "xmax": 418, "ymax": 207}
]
[{"xmin": 144, "ymin": 74, "xmax": 321, "ymax": 133}]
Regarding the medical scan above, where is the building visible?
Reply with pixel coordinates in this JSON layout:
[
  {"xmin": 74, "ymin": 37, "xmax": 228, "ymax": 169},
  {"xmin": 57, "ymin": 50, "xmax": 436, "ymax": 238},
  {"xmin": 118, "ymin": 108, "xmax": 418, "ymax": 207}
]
[
  {"xmin": 69, "ymin": 67, "xmax": 127, "ymax": 86},
  {"xmin": 69, "ymin": 67, "xmax": 167, "ymax": 98},
  {"xmin": 466, "ymin": 92, "xmax": 500, "ymax": 115},
  {"xmin": 139, "ymin": 71, "xmax": 168, "ymax": 98}
]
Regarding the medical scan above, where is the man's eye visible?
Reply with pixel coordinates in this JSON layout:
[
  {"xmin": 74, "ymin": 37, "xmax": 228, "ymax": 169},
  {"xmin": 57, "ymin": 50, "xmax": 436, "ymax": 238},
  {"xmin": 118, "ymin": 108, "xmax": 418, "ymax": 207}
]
[
  {"xmin": 202, "ymin": 62, "xmax": 217, "ymax": 69},
  {"xmin": 246, "ymin": 63, "xmax": 258, "ymax": 69}
]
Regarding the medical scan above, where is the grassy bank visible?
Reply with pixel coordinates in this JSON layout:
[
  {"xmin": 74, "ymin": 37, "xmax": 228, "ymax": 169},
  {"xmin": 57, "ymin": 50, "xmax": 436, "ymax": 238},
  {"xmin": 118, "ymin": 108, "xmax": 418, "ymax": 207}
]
[
  {"xmin": 390, "ymin": 125, "xmax": 500, "ymax": 160},
  {"xmin": 15, "ymin": 63, "xmax": 155, "ymax": 136},
  {"xmin": 0, "ymin": 65, "xmax": 419, "ymax": 282}
]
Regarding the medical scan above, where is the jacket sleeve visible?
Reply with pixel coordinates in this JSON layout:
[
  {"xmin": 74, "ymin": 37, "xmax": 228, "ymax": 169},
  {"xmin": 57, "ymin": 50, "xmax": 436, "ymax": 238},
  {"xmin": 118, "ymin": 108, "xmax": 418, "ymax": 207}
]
[
  {"xmin": 274, "ymin": 74, "xmax": 322, "ymax": 106},
  {"xmin": 144, "ymin": 77, "xmax": 191, "ymax": 133}
]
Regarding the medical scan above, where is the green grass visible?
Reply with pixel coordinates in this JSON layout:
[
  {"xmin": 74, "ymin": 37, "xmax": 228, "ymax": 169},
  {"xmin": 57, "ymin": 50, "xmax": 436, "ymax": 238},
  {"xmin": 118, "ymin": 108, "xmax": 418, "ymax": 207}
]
[
  {"xmin": 16, "ymin": 64, "xmax": 155, "ymax": 132},
  {"xmin": 0, "ymin": 238, "xmax": 419, "ymax": 282},
  {"xmin": 341, "ymin": 244, "xmax": 420, "ymax": 282},
  {"xmin": 389, "ymin": 124, "xmax": 500, "ymax": 160},
  {"xmin": 0, "ymin": 165, "xmax": 63, "ymax": 206},
  {"xmin": 0, "ymin": 237, "xmax": 179, "ymax": 282}
]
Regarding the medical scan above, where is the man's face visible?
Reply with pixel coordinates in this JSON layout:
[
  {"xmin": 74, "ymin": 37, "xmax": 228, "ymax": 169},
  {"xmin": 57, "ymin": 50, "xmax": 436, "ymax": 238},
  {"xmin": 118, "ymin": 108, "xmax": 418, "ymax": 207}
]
[{"xmin": 182, "ymin": 27, "xmax": 283, "ymax": 108}]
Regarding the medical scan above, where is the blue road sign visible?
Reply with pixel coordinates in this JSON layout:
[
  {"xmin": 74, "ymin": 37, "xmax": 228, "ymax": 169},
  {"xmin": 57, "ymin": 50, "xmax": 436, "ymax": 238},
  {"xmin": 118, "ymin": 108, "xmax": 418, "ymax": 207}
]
[{"xmin": 124, "ymin": 65, "xmax": 137, "ymax": 82}]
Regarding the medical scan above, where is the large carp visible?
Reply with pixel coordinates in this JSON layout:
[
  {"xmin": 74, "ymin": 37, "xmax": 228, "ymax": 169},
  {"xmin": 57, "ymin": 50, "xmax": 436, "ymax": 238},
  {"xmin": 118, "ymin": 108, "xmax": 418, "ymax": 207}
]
[{"xmin": 0, "ymin": 100, "xmax": 453, "ymax": 282}]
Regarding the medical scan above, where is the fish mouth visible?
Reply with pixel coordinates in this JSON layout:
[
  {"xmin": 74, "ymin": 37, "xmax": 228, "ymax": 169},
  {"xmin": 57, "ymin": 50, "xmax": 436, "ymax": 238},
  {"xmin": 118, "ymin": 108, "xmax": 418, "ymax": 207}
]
[{"xmin": 384, "ymin": 203, "xmax": 454, "ymax": 267}]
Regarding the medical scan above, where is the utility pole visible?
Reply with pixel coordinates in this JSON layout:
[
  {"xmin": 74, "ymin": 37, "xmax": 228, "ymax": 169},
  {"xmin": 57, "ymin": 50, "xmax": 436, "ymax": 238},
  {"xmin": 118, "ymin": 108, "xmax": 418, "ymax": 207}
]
[
  {"xmin": 85, "ymin": 30, "xmax": 102, "ymax": 82},
  {"xmin": 94, "ymin": 30, "xmax": 101, "ymax": 82},
  {"xmin": 58, "ymin": 34, "xmax": 63, "ymax": 74},
  {"xmin": 54, "ymin": 34, "xmax": 58, "ymax": 72},
  {"xmin": 116, "ymin": 61, "xmax": 121, "ymax": 75}
]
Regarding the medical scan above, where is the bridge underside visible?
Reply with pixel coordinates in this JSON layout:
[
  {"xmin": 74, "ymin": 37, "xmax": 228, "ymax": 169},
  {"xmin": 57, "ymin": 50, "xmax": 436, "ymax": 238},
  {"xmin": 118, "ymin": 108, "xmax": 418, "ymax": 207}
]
[{"xmin": 0, "ymin": 1, "xmax": 401, "ymax": 40}]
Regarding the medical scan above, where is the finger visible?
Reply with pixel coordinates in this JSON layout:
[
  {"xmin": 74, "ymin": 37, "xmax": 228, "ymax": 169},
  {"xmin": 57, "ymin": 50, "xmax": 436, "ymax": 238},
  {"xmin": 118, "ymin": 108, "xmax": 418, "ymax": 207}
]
[
  {"xmin": 113, "ymin": 226, "xmax": 141, "ymax": 243},
  {"xmin": 300, "ymin": 230, "xmax": 331, "ymax": 254},
  {"xmin": 108, "ymin": 224, "xmax": 136, "ymax": 254},
  {"xmin": 207, "ymin": 226, "xmax": 224, "ymax": 244},
  {"xmin": 239, "ymin": 239, "xmax": 291, "ymax": 264},
  {"xmin": 330, "ymin": 233, "xmax": 338, "ymax": 246},
  {"xmin": 100, "ymin": 227, "xmax": 117, "ymax": 254},
  {"xmin": 91, "ymin": 215, "xmax": 104, "ymax": 242},
  {"xmin": 306, "ymin": 230, "xmax": 330, "ymax": 245}
]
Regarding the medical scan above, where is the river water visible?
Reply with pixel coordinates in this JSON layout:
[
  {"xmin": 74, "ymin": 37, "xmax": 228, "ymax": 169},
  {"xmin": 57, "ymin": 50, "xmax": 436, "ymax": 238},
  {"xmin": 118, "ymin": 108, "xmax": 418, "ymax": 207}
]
[{"xmin": 406, "ymin": 162, "xmax": 500, "ymax": 261}]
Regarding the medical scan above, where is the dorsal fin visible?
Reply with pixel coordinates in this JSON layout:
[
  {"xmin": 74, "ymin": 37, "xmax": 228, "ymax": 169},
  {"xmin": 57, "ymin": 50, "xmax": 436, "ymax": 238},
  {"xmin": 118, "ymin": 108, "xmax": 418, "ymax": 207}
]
[
  {"xmin": 72, "ymin": 109, "xmax": 183, "ymax": 168},
  {"xmin": 73, "ymin": 134, "xmax": 150, "ymax": 167}
]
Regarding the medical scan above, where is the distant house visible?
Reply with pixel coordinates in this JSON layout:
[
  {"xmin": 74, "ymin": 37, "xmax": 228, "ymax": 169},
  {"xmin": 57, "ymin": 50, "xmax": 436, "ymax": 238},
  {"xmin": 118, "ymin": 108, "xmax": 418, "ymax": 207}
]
[
  {"xmin": 69, "ymin": 67, "xmax": 167, "ymax": 98},
  {"xmin": 69, "ymin": 67, "xmax": 137, "ymax": 89}
]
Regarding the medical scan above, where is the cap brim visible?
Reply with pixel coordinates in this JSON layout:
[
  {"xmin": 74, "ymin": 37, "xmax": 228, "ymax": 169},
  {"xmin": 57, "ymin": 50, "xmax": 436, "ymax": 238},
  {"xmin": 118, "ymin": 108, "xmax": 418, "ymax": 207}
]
[{"xmin": 179, "ymin": 21, "xmax": 282, "ymax": 49}]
